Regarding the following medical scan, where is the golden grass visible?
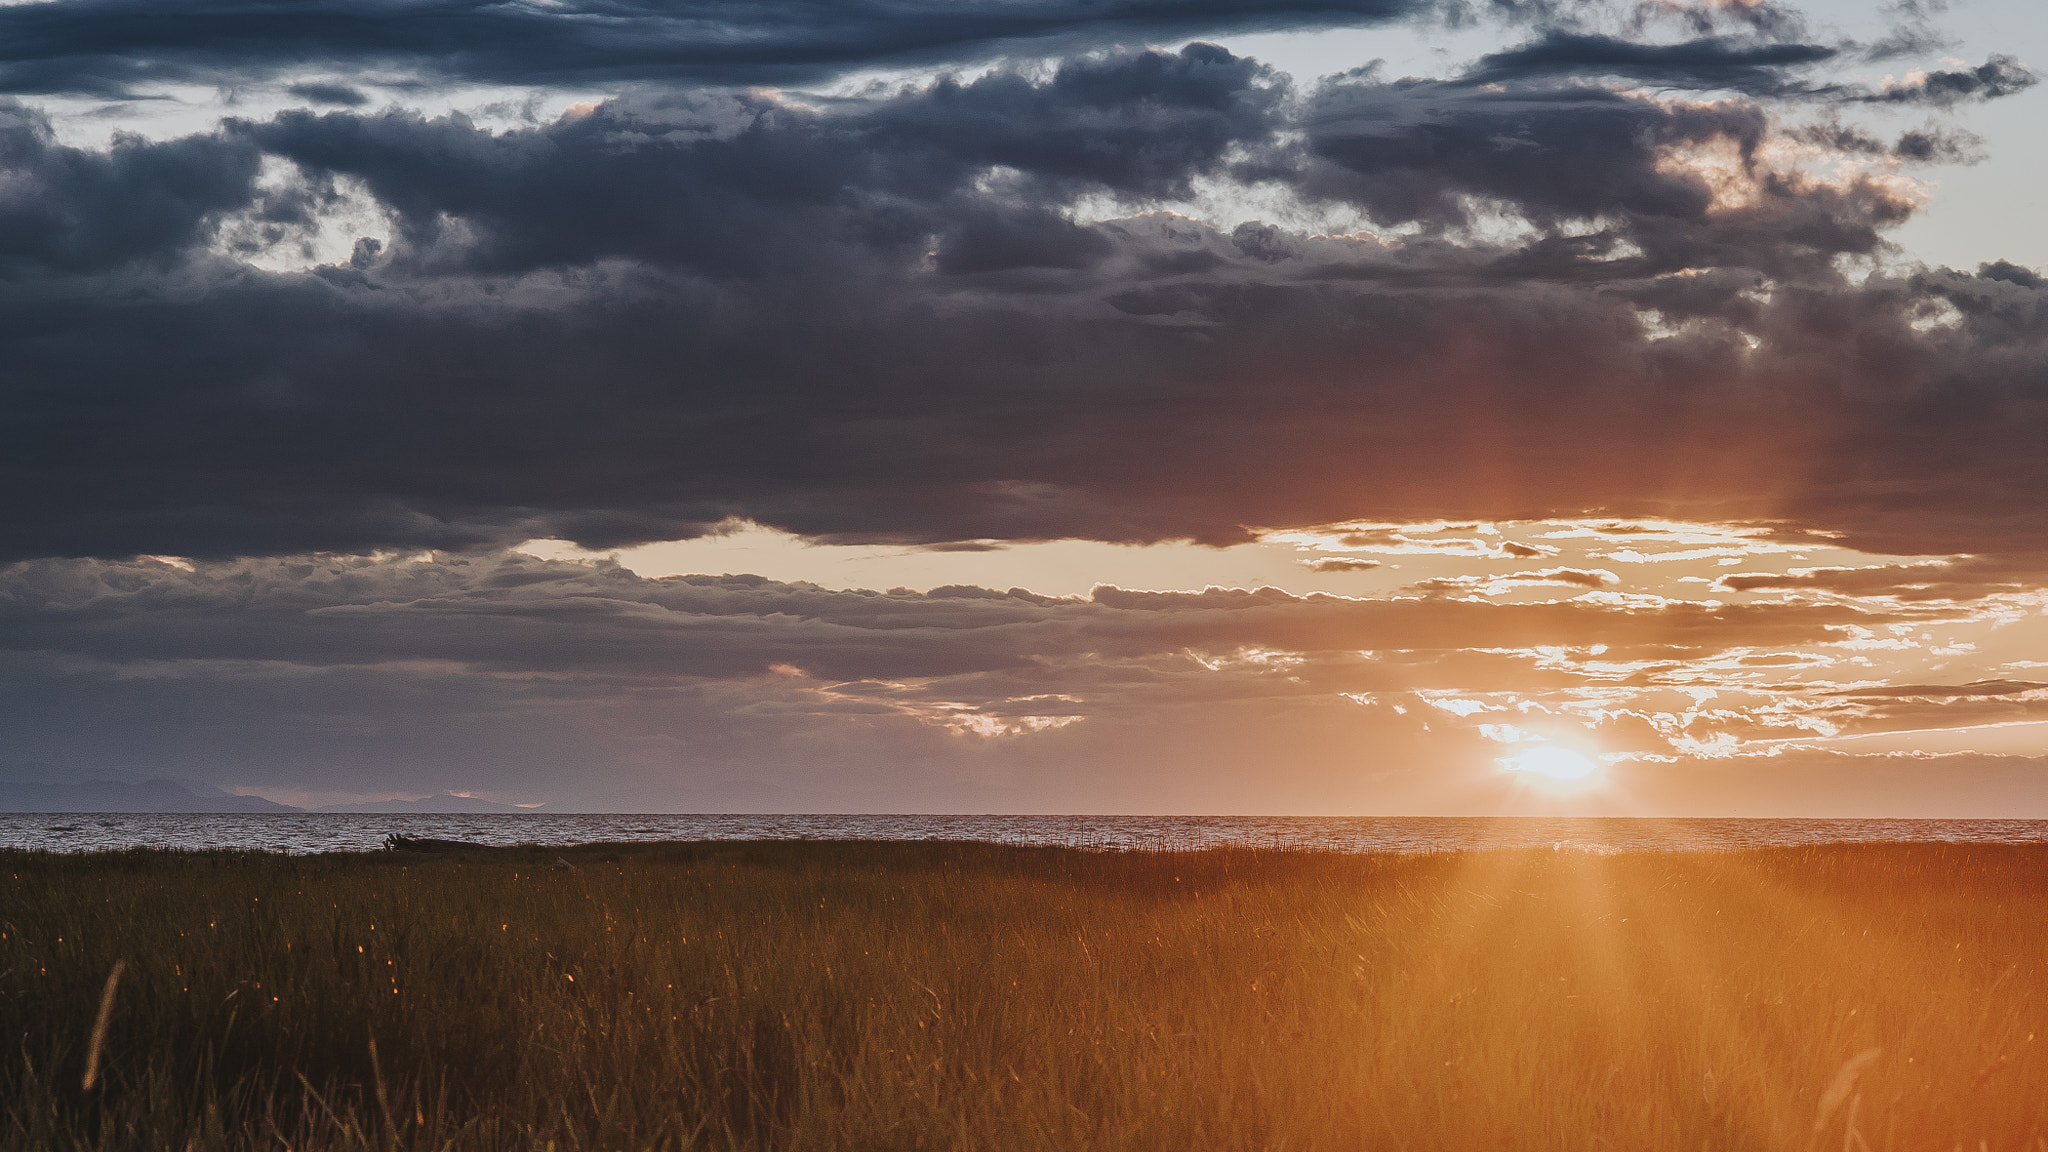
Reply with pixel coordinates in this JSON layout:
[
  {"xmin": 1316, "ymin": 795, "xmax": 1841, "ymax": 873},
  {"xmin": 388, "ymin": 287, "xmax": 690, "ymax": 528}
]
[
  {"xmin": 5, "ymin": 839, "xmax": 2048, "ymax": 1150},
  {"xmin": 79, "ymin": 958, "xmax": 124, "ymax": 1092}
]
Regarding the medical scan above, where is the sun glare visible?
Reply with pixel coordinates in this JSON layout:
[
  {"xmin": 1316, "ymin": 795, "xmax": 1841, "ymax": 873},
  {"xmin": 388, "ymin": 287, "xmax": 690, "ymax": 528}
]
[{"xmin": 1500, "ymin": 744, "xmax": 1600, "ymax": 784}]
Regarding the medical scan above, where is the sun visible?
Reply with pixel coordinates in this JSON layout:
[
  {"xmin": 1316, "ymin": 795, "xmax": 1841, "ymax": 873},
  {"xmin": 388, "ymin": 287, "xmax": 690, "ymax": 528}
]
[{"xmin": 1499, "ymin": 744, "xmax": 1602, "ymax": 786}]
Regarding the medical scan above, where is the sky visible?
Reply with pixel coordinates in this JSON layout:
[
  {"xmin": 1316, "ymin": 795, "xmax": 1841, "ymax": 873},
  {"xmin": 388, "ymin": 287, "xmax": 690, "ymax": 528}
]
[{"xmin": 4, "ymin": 0, "xmax": 2048, "ymax": 815}]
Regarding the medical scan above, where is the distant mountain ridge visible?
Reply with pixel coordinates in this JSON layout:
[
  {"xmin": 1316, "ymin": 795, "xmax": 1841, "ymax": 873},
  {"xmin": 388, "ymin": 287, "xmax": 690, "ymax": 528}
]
[
  {"xmin": 316, "ymin": 794, "xmax": 528, "ymax": 813},
  {"xmin": 0, "ymin": 778, "xmax": 300, "ymax": 812},
  {"xmin": 0, "ymin": 780, "xmax": 535, "ymax": 813}
]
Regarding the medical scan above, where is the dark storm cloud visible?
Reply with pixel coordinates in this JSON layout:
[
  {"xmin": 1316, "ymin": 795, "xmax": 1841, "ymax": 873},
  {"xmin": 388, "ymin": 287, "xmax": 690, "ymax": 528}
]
[
  {"xmin": 1291, "ymin": 71, "xmax": 1962, "ymax": 296},
  {"xmin": 0, "ymin": 0, "xmax": 1437, "ymax": 96},
  {"xmin": 285, "ymin": 81, "xmax": 371, "ymax": 107},
  {"xmin": 1458, "ymin": 30, "xmax": 2031, "ymax": 106},
  {"xmin": 232, "ymin": 44, "xmax": 1281, "ymax": 277},
  {"xmin": 1461, "ymin": 30, "xmax": 1837, "ymax": 94},
  {"xmin": 0, "ymin": 26, "xmax": 2044, "ymax": 570},
  {"xmin": 1298, "ymin": 78, "xmax": 1773, "ymax": 230},
  {"xmin": 0, "ymin": 102, "xmax": 262, "ymax": 273}
]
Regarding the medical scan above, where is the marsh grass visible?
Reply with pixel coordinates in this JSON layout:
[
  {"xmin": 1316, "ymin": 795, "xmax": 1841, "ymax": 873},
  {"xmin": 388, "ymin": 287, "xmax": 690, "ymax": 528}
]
[{"xmin": 6, "ymin": 840, "xmax": 2048, "ymax": 1150}]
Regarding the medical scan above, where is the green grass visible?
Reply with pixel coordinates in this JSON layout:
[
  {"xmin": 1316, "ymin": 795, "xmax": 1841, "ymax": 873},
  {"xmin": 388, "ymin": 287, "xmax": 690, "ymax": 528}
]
[{"xmin": 7, "ymin": 840, "xmax": 2048, "ymax": 1150}]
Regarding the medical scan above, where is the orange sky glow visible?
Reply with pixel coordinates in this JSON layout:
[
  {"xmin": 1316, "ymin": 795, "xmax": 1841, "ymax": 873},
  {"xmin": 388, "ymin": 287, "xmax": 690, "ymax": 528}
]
[{"xmin": 502, "ymin": 516, "xmax": 2048, "ymax": 814}]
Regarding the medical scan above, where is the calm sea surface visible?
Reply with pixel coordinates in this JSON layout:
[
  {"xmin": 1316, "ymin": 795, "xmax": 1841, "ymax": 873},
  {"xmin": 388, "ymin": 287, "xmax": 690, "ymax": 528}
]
[{"xmin": 4, "ymin": 814, "xmax": 2048, "ymax": 855}]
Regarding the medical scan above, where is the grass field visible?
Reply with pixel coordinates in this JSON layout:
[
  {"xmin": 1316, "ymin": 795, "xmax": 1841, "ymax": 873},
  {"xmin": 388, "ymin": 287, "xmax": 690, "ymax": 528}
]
[{"xmin": 6, "ymin": 839, "xmax": 2048, "ymax": 1150}]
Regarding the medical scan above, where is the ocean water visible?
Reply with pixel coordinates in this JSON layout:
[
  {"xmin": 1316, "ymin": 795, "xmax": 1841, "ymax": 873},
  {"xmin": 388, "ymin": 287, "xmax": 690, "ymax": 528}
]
[{"xmin": 5, "ymin": 813, "xmax": 2048, "ymax": 855}]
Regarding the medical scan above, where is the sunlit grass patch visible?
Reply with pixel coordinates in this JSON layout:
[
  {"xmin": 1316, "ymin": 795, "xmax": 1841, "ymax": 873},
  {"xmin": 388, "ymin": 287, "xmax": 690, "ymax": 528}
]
[{"xmin": 5, "ymin": 840, "xmax": 2048, "ymax": 1149}]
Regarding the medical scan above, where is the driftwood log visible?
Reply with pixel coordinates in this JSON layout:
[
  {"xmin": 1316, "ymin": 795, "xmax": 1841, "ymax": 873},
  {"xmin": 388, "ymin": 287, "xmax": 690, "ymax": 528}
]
[{"xmin": 382, "ymin": 832, "xmax": 481, "ymax": 852}]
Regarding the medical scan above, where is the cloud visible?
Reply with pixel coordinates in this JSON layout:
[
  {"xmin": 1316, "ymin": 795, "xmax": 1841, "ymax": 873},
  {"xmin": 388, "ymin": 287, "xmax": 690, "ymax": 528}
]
[
  {"xmin": 1459, "ymin": 31, "xmax": 2034, "ymax": 109},
  {"xmin": 0, "ymin": 27, "xmax": 2039, "ymax": 579},
  {"xmin": 1861, "ymin": 55, "xmax": 2038, "ymax": 107},
  {"xmin": 1293, "ymin": 70, "xmax": 1937, "ymax": 280},
  {"xmin": 233, "ymin": 46, "xmax": 1284, "ymax": 276},
  {"xmin": 1515, "ymin": 567, "xmax": 1618, "ymax": 588},
  {"xmin": 1790, "ymin": 119, "xmax": 1985, "ymax": 166},
  {"xmin": 1462, "ymin": 30, "xmax": 1838, "ymax": 94},
  {"xmin": 0, "ymin": 548, "xmax": 1972, "ymax": 807},
  {"xmin": 1276, "ymin": 527, "xmax": 1561, "ymax": 560},
  {"xmin": 285, "ymin": 81, "xmax": 370, "ymax": 107},
  {"xmin": 1715, "ymin": 557, "xmax": 2038, "ymax": 601},
  {"xmin": 0, "ymin": 101, "xmax": 265, "ymax": 273},
  {"xmin": 1826, "ymin": 680, "xmax": 2047, "ymax": 698},
  {"xmin": 1301, "ymin": 556, "xmax": 1382, "ymax": 572},
  {"xmin": 0, "ymin": 551, "xmax": 1899, "ymax": 682},
  {"xmin": 1407, "ymin": 566, "xmax": 1618, "ymax": 593},
  {"xmin": 0, "ymin": 0, "xmax": 1441, "ymax": 97}
]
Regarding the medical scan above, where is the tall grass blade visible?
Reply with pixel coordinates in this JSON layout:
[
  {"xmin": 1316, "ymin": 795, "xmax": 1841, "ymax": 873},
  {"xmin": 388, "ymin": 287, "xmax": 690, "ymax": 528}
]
[
  {"xmin": 80, "ymin": 959, "xmax": 126, "ymax": 1091},
  {"xmin": 1812, "ymin": 1047, "xmax": 1882, "ymax": 1133}
]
